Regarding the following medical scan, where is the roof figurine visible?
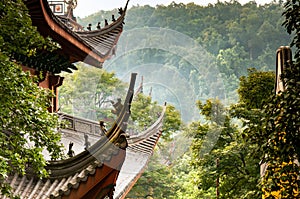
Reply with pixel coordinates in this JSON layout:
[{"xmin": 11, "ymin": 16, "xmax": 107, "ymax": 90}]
[
  {"xmin": 87, "ymin": 23, "xmax": 92, "ymax": 31},
  {"xmin": 65, "ymin": 0, "xmax": 77, "ymax": 21},
  {"xmin": 67, "ymin": 142, "xmax": 75, "ymax": 157},
  {"xmin": 99, "ymin": 120, "xmax": 107, "ymax": 135},
  {"xmin": 118, "ymin": 7, "xmax": 124, "ymax": 15},
  {"xmin": 96, "ymin": 22, "xmax": 101, "ymax": 29},
  {"xmin": 105, "ymin": 19, "xmax": 109, "ymax": 26},
  {"xmin": 112, "ymin": 14, "xmax": 116, "ymax": 22},
  {"xmin": 111, "ymin": 98, "xmax": 124, "ymax": 116}
]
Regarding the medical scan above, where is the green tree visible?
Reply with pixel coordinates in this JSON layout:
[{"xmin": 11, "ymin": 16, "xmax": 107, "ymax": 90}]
[
  {"xmin": 216, "ymin": 44, "xmax": 250, "ymax": 78},
  {"xmin": 185, "ymin": 69, "xmax": 275, "ymax": 199},
  {"xmin": 0, "ymin": 0, "xmax": 67, "ymax": 196},
  {"xmin": 238, "ymin": 68, "xmax": 274, "ymax": 108},
  {"xmin": 187, "ymin": 98, "xmax": 261, "ymax": 199},
  {"xmin": 199, "ymin": 27, "xmax": 228, "ymax": 55},
  {"xmin": 231, "ymin": 69, "xmax": 275, "ymax": 147},
  {"xmin": 130, "ymin": 93, "xmax": 181, "ymax": 140},
  {"xmin": 0, "ymin": 54, "xmax": 63, "ymax": 174},
  {"xmin": 0, "ymin": 56, "xmax": 64, "ymax": 196},
  {"xmin": 59, "ymin": 63, "xmax": 126, "ymax": 120},
  {"xmin": 0, "ymin": 0, "xmax": 47, "ymax": 56},
  {"xmin": 130, "ymin": 94, "xmax": 160, "ymax": 132},
  {"xmin": 162, "ymin": 104, "xmax": 181, "ymax": 141}
]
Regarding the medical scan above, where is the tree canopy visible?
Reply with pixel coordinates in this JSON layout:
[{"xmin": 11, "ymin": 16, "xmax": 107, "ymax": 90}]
[{"xmin": 59, "ymin": 63, "xmax": 126, "ymax": 121}]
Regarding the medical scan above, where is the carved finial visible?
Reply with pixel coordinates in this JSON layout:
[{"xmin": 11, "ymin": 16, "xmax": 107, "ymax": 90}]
[
  {"xmin": 115, "ymin": 134, "xmax": 128, "ymax": 149},
  {"xmin": 65, "ymin": 0, "xmax": 78, "ymax": 9}
]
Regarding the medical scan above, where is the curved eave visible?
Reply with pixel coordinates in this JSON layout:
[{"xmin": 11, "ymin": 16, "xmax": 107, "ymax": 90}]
[
  {"xmin": 114, "ymin": 105, "xmax": 166, "ymax": 199},
  {"xmin": 24, "ymin": 0, "xmax": 128, "ymax": 67}
]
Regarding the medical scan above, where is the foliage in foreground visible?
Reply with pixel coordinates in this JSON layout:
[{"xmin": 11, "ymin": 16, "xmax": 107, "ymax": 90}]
[
  {"xmin": 255, "ymin": 0, "xmax": 300, "ymax": 197},
  {"xmin": 0, "ymin": 0, "xmax": 65, "ymax": 197},
  {"xmin": 0, "ymin": 54, "xmax": 64, "ymax": 197}
]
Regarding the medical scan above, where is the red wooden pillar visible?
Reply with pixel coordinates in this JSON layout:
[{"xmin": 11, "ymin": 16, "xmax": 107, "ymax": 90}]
[{"xmin": 22, "ymin": 66, "xmax": 64, "ymax": 113}]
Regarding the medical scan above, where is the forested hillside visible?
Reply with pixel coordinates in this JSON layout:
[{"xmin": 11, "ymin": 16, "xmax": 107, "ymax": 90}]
[
  {"xmin": 80, "ymin": 1, "xmax": 289, "ymax": 60},
  {"xmin": 78, "ymin": 1, "xmax": 291, "ymax": 121}
]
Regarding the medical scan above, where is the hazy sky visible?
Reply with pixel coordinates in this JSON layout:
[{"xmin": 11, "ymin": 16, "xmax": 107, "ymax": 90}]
[{"xmin": 74, "ymin": 0, "xmax": 273, "ymax": 18}]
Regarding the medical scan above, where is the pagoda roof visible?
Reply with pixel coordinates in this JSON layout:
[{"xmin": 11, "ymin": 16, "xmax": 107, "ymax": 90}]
[
  {"xmin": 114, "ymin": 105, "xmax": 166, "ymax": 199},
  {"xmin": 3, "ymin": 73, "xmax": 137, "ymax": 199},
  {"xmin": 24, "ymin": 0, "xmax": 129, "ymax": 68}
]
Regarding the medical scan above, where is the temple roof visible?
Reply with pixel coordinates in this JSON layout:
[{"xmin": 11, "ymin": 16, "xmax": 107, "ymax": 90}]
[
  {"xmin": 24, "ymin": 0, "xmax": 129, "ymax": 68},
  {"xmin": 3, "ymin": 73, "xmax": 137, "ymax": 199}
]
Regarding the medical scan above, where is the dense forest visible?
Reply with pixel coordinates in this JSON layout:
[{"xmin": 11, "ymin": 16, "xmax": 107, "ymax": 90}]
[
  {"xmin": 77, "ymin": 1, "xmax": 292, "ymax": 122},
  {"xmin": 58, "ymin": 1, "xmax": 300, "ymax": 199}
]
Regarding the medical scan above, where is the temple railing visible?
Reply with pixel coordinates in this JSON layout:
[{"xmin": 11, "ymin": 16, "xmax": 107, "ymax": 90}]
[{"xmin": 58, "ymin": 112, "xmax": 103, "ymax": 137}]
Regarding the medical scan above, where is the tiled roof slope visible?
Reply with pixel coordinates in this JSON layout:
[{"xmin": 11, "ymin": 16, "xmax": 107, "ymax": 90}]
[
  {"xmin": 114, "ymin": 105, "xmax": 166, "ymax": 199},
  {"xmin": 3, "ymin": 73, "xmax": 137, "ymax": 199},
  {"xmin": 4, "ymin": 153, "xmax": 122, "ymax": 199},
  {"xmin": 24, "ymin": 0, "xmax": 129, "ymax": 68}
]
